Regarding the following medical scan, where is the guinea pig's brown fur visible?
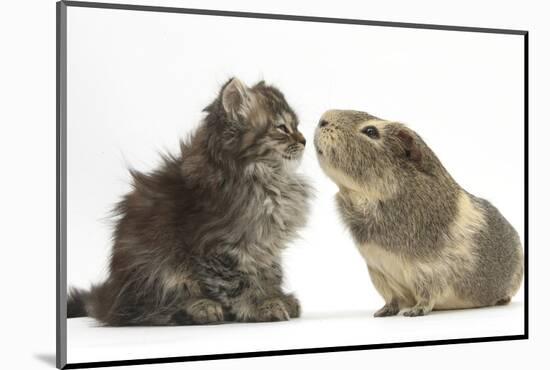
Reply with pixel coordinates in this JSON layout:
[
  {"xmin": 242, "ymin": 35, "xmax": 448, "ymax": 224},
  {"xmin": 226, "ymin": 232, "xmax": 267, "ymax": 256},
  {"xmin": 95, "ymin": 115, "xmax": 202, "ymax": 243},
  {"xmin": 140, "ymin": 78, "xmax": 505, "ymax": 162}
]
[{"xmin": 314, "ymin": 109, "xmax": 523, "ymax": 317}]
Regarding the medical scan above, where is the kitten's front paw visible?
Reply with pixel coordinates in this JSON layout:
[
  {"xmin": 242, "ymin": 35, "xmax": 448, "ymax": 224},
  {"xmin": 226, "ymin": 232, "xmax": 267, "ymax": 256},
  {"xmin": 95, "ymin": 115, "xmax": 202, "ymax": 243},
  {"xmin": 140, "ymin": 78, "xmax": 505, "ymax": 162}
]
[
  {"xmin": 258, "ymin": 298, "xmax": 290, "ymax": 322},
  {"xmin": 281, "ymin": 293, "xmax": 301, "ymax": 318},
  {"xmin": 187, "ymin": 299, "xmax": 224, "ymax": 324}
]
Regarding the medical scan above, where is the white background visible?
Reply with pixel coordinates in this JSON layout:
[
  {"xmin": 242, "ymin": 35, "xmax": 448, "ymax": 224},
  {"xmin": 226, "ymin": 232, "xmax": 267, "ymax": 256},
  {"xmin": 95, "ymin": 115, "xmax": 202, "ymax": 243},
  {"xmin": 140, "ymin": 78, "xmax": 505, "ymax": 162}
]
[
  {"xmin": 64, "ymin": 3, "xmax": 526, "ymax": 363},
  {"xmin": 65, "ymin": 2, "xmax": 525, "ymax": 362},
  {"xmin": 1, "ymin": 0, "xmax": 547, "ymax": 369},
  {"xmin": 66, "ymin": 5, "xmax": 525, "ymax": 308}
]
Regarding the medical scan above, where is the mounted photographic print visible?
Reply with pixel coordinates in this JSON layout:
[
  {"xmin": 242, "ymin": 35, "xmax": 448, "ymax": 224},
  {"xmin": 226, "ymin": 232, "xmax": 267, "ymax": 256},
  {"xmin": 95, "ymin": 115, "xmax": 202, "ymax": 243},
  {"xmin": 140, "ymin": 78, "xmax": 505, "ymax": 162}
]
[{"xmin": 56, "ymin": 1, "xmax": 528, "ymax": 368}]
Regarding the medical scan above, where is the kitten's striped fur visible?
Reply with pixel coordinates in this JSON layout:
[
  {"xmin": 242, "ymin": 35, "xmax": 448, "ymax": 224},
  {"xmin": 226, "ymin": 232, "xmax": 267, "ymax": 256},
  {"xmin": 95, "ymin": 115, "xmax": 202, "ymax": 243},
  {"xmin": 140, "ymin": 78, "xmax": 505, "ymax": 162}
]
[{"xmin": 68, "ymin": 78, "xmax": 311, "ymax": 325}]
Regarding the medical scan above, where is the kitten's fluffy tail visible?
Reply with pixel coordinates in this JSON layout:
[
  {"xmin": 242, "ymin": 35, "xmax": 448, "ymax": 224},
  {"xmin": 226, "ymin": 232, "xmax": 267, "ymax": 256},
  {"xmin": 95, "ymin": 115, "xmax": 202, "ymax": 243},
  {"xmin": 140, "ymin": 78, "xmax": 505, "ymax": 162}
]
[{"xmin": 67, "ymin": 287, "xmax": 90, "ymax": 318}]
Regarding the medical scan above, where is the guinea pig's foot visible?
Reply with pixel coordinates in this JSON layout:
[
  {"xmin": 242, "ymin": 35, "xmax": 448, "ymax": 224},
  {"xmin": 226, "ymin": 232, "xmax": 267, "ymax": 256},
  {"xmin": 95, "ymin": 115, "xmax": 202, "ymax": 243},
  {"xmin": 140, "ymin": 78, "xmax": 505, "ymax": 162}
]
[
  {"xmin": 374, "ymin": 302, "xmax": 400, "ymax": 317},
  {"xmin": 402, "ymin": 305, "xmax": 431, "ymax": 317}
]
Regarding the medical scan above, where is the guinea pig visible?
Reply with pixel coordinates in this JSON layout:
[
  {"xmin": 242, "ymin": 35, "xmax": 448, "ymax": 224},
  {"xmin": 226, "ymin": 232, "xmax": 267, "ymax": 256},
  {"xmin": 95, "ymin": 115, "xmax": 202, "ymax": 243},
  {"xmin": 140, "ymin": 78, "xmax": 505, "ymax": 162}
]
[{"xmin": 314, "ymin": 109, "xmax": 524, "ymax": 317}]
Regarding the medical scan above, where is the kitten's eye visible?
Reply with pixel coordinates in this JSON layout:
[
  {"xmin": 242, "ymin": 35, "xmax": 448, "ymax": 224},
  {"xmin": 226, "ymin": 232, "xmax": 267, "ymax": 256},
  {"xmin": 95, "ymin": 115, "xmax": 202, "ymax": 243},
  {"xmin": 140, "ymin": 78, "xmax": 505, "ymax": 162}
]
[
  {"xmin": 277, "ymin": 124, "xmax": 290, "ymax": 134},
  {"xmin": 362, "ymin": 125, "xmax": 379, "ymax": 139}
]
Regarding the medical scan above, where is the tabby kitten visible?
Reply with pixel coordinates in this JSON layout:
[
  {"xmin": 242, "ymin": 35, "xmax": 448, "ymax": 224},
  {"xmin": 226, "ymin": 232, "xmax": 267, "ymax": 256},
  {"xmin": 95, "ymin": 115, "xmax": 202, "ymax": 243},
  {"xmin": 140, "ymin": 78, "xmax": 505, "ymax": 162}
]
[{"xmin": 67, "ymin": 78, "xmax": 311, "ymax": 325}]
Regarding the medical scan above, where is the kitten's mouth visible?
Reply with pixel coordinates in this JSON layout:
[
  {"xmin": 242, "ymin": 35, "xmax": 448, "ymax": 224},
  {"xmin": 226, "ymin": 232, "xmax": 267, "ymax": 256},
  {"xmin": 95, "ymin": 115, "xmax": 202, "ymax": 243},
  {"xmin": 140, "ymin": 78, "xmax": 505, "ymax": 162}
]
[{"xmin": 282, "ymin": 151, "xmax": 303, "ymax": 161}]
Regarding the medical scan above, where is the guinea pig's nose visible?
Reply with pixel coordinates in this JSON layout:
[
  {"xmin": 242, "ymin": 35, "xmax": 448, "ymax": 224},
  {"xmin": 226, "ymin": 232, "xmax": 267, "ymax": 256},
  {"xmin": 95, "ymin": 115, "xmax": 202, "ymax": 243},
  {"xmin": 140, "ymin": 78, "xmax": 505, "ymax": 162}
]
[{"xmin": 318, "ymin": 119, "xmax": 329, "ymax": 128}]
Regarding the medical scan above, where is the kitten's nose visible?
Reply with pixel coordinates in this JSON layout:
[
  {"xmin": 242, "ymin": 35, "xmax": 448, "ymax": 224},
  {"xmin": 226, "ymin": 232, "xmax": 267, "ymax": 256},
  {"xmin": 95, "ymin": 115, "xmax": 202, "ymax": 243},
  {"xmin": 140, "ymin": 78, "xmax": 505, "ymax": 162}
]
[
  {"xmin": 318, "ymin": 119, "xmax": 329, "ymax": 128},
  {"xmin": 294, "ymin": 132, "xmax": 306, "ymax": 146}
]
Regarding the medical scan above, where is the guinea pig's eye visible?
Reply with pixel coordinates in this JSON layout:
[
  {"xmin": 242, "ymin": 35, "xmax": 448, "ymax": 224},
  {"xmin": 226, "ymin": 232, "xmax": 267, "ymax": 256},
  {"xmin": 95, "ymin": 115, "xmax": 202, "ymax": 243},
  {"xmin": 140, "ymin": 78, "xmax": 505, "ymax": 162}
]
[
  {"xmin": 362, "ymin": 125, "xmax": 379, "ymax": 139},
  {"xmin": 277, "ymin": 124, "xmax": 289, "ymax": 134}
]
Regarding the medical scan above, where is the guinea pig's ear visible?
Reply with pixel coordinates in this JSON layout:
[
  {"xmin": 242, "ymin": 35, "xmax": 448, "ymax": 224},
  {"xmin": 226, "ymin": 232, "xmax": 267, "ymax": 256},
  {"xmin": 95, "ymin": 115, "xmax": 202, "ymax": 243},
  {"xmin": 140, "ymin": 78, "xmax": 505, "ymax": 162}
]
[
  {"xmin": 397, "ymin": 130, "xmax": 422, "ymax": 163},
  {"xmin": 221, "ymin": 78, "xmax": 254, "ymax": 120}
]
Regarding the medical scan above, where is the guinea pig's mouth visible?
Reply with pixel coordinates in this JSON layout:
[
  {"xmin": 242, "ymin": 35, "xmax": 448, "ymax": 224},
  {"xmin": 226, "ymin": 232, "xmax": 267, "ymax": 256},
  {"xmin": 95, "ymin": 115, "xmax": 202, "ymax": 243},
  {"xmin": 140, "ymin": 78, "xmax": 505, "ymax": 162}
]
[{"xmin": 313, "ymin": 133, "xmax": 323, "ymax": 156}]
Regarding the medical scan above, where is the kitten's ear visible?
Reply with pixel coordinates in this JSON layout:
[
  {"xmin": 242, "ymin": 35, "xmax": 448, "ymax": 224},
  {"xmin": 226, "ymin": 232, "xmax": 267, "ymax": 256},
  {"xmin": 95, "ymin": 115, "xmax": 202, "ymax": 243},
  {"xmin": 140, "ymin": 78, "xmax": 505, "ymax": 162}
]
[{"xmin": 221, "ymin": 78, "xmax": 253, "ymax": 119}]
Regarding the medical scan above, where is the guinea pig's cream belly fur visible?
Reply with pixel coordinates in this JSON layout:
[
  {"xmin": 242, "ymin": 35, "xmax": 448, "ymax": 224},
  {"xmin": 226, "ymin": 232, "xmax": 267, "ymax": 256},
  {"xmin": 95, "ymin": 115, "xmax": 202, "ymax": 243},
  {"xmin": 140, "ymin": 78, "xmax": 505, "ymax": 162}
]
[
  {"xmin": 360, "ymin": 244, "xmax": 474, "ymax": 310},
  {"xmin": 358, "ymin": 191, "xmax": 483, "ymax": 310}
]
